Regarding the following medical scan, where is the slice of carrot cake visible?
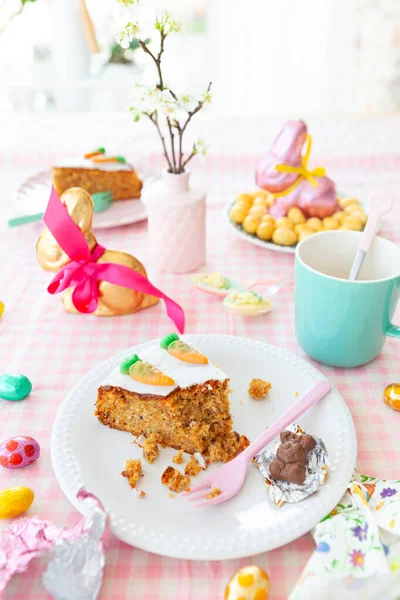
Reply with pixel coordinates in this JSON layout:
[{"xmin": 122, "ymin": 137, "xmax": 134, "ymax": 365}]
[
  {"xmin": 95, "ymin": 333, "xmax": 249, "ymax": 462},
  {"xmin": 52, "ymin": 147, "xmax": 142, "ymax": 200}
]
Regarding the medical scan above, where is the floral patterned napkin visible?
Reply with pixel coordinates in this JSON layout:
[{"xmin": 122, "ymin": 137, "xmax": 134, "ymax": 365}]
[{"xmin": 289, "ymin": 474, "xmax": 400, "ymax": 599}]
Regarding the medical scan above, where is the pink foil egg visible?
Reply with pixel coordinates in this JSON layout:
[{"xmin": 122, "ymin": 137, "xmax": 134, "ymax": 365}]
[
  {"xmin": 255, "ymin": 120, "xmax": 308, "ymax": 193},
  {"xmin": 0, "ymin": 436, "xmax": 40, "ymax": 469}
]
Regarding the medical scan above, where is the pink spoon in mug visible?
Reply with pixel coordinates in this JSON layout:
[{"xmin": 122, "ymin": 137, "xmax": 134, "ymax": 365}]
[{"xmin": 349, "ymin": 192, "xmax": 393, "ymax": 281}]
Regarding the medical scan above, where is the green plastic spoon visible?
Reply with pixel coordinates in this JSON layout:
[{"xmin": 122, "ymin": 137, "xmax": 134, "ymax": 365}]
[{"xmin": 8, "ymin": 191, "xmax": 113, "ymax": 228}]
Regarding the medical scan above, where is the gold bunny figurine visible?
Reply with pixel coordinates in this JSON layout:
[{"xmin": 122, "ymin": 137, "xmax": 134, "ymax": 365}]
[{"xmin": 36, "ymin": 187, "xmax": 159, "ymax": 316}]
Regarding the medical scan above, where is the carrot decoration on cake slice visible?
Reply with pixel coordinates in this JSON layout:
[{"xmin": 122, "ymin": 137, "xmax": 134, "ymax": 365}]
[
  {"xmin": 120, "ymin": 354, "xmax": 175, "ymax": 386},
  {"xmin": 160, "ymin": 333, "xmax": 208, "ymax": 364},
  {"xmin": 91, "ymin": 155, "xmax": 127, "ymax": 164},
  {"xmin": 84, "ymin": 147, "xmax": 106, "ymax": 159}
]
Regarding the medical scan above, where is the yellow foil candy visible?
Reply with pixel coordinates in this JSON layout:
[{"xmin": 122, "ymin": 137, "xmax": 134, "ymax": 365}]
[
  {"xmin": 0, "ymin": 301, "xmax": 4, "ymax": 317},
  {"xmin": 0, "ymin": 486, "xmax": 34, "ymax": 518},
  {"xmin": 383, "ymin": 383, "xmax": 400, "ymax": 411},
  {"xmin": 225, "ymin": 565, "xmax": 271, "ymax": 600}
]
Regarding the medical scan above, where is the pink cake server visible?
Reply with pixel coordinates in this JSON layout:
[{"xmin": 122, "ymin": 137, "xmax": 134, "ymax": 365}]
[
  {"xmin": 349, "ymin": 192, "xmax": 393, "ymax": 281},
  {"xmin": 182, "ymin": 380, "xmax": 331, "ymax": 507}
]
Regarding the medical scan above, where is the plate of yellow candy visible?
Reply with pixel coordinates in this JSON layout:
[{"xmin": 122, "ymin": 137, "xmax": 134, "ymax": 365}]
[{"xmin": 226, "ymin": 190, "xmax": 368, "ymax": 254}]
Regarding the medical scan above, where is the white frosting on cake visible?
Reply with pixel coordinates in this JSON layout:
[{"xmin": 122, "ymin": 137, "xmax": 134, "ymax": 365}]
[
  {"xmin": 55, "ymin": 156, "xmax": 133, "ymax": 172},
  {"xmin": 100, "ymin": 341, "xmax": 228, "ymax": 398}
]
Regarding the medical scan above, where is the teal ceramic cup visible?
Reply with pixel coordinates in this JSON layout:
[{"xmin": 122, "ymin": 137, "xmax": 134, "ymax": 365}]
[{"xmin": 295, "ymin": 230, "xmax": 400, "ymax": 367}]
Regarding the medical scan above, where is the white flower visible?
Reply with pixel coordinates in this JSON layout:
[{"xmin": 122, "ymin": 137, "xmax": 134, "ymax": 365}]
[
  {"xmin": 154, "ymin": 11, "xmax": 183, "ymax": 35},
  {"xmin": 179, "ymin": 94, "xmax": 198, "ymax": 113},
  {"xmin": 200, "ymin": 88, "xmax": 212, "ymax": 104},
  {"xmin": 194, "ymin": 138, "xmax": 208, "ymax": 158},
  {"xmin": 115, "ymin": 21, "xmax": 140, "ymax": 49},
  {"xmin": 130, "ymin": 85, "xmax": 182, "ymax": 121}
]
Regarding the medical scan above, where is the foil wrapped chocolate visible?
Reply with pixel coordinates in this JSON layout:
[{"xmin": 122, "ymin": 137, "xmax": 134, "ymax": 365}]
[
  {"xmin": 0, "ymin": 489, "xmax": 110, "ymax": 598},
  {"xmin": 254, "ymin": 424, "xmax": 328, "ymax": 505}
]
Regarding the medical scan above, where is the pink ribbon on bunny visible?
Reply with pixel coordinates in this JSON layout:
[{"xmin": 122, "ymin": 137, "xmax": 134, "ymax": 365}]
[{"xmin": 44, "ymin": 186, "xmax": 185, "ymax": 333}]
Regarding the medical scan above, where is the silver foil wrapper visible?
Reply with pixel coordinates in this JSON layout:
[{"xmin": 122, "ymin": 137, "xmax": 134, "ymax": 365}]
[{"xmin": 254, "ymin": 423, "xmax": 329, "ymax": 505}]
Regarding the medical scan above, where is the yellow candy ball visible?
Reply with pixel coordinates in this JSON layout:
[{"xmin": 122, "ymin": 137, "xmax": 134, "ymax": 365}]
[
  {"xmin": 339, "ymin": 197, "xmax": 359, "ymax": 209},
  {"xmin": 341, "ymin": 216, "xmax": 363, "ymax": 231},
  {"xmin": 261, "ymin": 214, "xmax": 275, "ymax": 225},
  {"xmin": 230, "ymin": 204, "xmax": 247, "ymax": 224},
  {"xmin": 256, "ymin": 221, "xmax": 274, "ymax": 241},
  {"xmin": 249, "ymin": 205, "xmax": 267, "ymax": 219},
  {"xmin": 349, "ymin": 209, "xmax": 367, "ymax": 226},
  {"xmin": 275, "ymin": 217, "xmax": 293, "ymax": 230},
  {"xmin": 252, "ymin": 196, "xmax": 268, "ymax": 207},
  {"xmin": 294, "ymin": 223, "xmax": 309, "ymax": 235},
  {"xmin": 344, "ymin": 204, "xmax": 363, "ymax": 214},
  {"xmin": 272, "ymin": 227, "xmax": 297, "ymax": 246},
  {"xmin": 298, "ymin": 227, "xmax": 315, "ymax": 242},
  {"xmin": 250, "ymin": 189, "xmax": 269, "ymax": 199},
  {"xmin": 306, "ymin": 217, "xmax": 322, "ymax": 231},
  {"xmin": 323, "ymin": 216, "xmax": 339, "ymax": 231},
  {"xmin": 243, "ymin": 215, "xmax": 260, "ymax": 234},
  {"xmin": 236, "ymin": 193, "xmax": 253, "ymax": 205},
  {"xmin": 333, "ymin": 211, "xmax": 345, "ymax": 223},
  {"xmin": 0, "ymin": 486, "xmax": 34, "ymax": 519},
  {"xmin": 225, "ymin": 565, "xmax": 271, "ymax": 600},
  {"xmin": 383, "ymin": 383, "xmax": 400, "ymax": 411},
  {"xmin": 288, "ymin": 207, "xmax": 306, "ymax": 225},
  {"xmin": 264, "ymin": 193, "xmax": 276, "ymax": 207},
  {"xmin": 0, "ymin": 301, "xmax": 4, "ymax": 318}
]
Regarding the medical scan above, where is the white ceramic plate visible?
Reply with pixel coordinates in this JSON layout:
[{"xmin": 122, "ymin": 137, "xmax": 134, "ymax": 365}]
[
  {"xmin": 51, "ymin": 335, "xmax": 357, "ymax": 560},
  {"xmin": 15, "ymin": 165, "xmax": 159, "ymax": 230},
  {"xmin": 225, "ymin": 197, "xmax": 369, "ymax": 255}
]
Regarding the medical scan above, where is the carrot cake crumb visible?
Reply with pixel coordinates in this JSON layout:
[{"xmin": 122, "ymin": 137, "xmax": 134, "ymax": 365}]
[
  {"xmin": 143, "ymin": 433, "xmax": 159, "ymax": 464},
  {"xmin": 185, "ymin": 456, "xmax": 203, "ymax": 476},
  {"xmin": 207, "ymin": 432, "xmax": 249, "ymax": 463},
  {"xmin": 248, "ymin": 378, "xmax": 272, "ymax": 400},
  {"xmin": 206, "ymin": 487, "xmax": 221, "ymax": 500},
  {"xmin": 121, "ymin": 458, "xmax": 142, "ymax": 488},
  {"xmin": 172, "ymin": 450, "xmax": 184, "ymax": 465},
  {"xmin": 161, "ymin": 466, "xmax": 191, "ymax": 493},
  {"xmin": 168, "ymin": 493, "xmax": 174, "ymax": 498}
]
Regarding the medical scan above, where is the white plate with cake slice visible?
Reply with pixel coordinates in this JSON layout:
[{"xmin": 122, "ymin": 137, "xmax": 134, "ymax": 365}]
[
  {"xmin": 14, "ymin": 163, "xmax": 159, "ymax": 230},
  {"xmin": 51, "ymin": 334, "xmax": 357, "ymax": 560}
]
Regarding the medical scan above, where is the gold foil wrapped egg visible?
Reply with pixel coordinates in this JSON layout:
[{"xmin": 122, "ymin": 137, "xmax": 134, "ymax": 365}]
[
  {"xmin": 298, "ymin": 227, "xmax": 315, "ymax": 242},
  {"xmin": 384, "ymin": 384, "xmax": 400, "ymax": 411},
  {"xmin": 0, "ymin": 301, "xmax": 4, "ymax": 317},
  {"xmin": 225, "ymin": 565, "xmax": 270, "ymax": 600},
  {"xmin": 288, "ymin": 207, "xmax": 306, "ymax": 225},
  {"xmin": 272, "ymin": 227, "xmax": 297, "ymax": 246}
]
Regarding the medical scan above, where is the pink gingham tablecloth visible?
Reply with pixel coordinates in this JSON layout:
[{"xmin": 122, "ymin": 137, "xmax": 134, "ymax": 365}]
[{"xmin": 1, "ymin": 114, "xmax": 400, "ymax": 600}]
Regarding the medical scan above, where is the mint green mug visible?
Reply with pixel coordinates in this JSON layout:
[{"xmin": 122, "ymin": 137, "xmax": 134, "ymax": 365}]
[{"xmin": 295, "ymin": 230, "xmax": 400, "ymax": 367}]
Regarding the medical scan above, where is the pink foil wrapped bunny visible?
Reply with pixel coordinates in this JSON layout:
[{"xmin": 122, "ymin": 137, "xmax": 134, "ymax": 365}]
[{"xmin": 256, "ymin": 120, "xmax": 339, "ymax": 218}]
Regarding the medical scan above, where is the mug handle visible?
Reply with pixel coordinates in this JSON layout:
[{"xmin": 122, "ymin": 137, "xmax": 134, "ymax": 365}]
[{"xmin": 386, "ymin": 280, "xmax": 400, "ymax": 338}]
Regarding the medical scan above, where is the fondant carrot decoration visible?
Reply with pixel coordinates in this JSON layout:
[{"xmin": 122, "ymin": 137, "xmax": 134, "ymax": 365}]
[
  {"xmin": 84, "ymin": 147, "xmax": 105, "ymax": 159},
  {"xmin": 91, "ymin": 155, "xmax": 126, "ymax": 164},
  {"xmin": 126, "ymin": 355, "xmax": 175, "ymax": 386},
  {"xmin": 160, "ymin": 333, "xmax": 208, "ymax": 364}
]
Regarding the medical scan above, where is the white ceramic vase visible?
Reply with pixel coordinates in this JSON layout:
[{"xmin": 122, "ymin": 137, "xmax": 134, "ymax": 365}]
[{"xmin": 143, "ymin": 170, "xmax": 206, "ymax": 274}]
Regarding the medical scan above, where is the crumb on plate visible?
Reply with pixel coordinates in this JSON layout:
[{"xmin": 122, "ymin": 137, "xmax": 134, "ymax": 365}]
[
  {"xmin": 121, "ymin": 458, "xmax": 142, "ymax": 489},
  {"xmin": 185, "ymin": 456, "xmax": 204, "ymax": 476},
  {"xmin": 161, "ymin": 466, "xmax": 191, "ymax": 493},
  {"xmin": 143, "ymin": 433, "xmax": 159, "ymax": 464},
  {"xmin": 206, "ymin": 487, "xmax": 221, "ymax": 500},
  {"xmin": 207, "ymin": 432, "xmax": 249, "ymax": 463},
  {"xmin": 248, "ymin": 378, "xmax": 272, "ymax": 400},
  {"xmin": 172, "ymin": 450, "xmax": 184, "ymax": 465}
]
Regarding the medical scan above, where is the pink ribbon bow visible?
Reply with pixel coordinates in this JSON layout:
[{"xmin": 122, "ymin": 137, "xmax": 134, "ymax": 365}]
[{"xmin": 44, "ymin": 186, "xmax": 185, "ymax": 333}]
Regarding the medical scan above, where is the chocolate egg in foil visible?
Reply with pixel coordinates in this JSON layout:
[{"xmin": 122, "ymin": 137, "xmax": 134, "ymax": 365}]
[{"xmin": 254, "ymin": 424, "xmax": 328, "ymax": 505}]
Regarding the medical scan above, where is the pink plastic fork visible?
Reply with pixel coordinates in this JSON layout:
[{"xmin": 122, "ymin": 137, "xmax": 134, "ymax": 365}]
[{"xmin": 182, "ymin": 380, "xmax": 331, "ymax": 507}]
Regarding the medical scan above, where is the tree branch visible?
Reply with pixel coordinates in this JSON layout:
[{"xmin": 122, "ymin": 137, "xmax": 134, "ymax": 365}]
[
  {"xmin": 178, "ymin": 82, "xmax": 212, "ymax": 171},
  {"xmin": 166, "ymin": 118, "xmax": 177, "ymax": 172},
  {"xmin": 148, "ymin": 113, "xmax": 173, "ymax": 171},
  {"xmin": 181, "ymin": 146, "xmax": 197, "ymax": 170}
]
